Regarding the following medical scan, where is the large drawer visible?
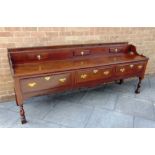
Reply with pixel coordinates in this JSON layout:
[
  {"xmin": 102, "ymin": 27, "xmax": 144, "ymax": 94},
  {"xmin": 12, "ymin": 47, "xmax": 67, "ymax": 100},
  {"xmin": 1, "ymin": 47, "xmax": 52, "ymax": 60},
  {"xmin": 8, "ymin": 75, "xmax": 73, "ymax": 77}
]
[
  {"xmin": 20, "ymin": 72, "xmax": 72, "ymax": 93},
  {"xmin": 76, "ymin": 66, "xmax": 114, "ymax": 83},
  {"xmin": 115, "ymin": 62, "xmax": 145, "ymax": 76}
]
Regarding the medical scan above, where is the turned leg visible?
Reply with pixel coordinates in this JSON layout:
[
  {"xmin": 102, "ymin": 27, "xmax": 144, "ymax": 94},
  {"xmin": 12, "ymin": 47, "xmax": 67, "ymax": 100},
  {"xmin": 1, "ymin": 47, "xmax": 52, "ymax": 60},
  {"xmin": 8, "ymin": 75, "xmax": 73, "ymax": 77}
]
[
  {"xmin": 135, "ymin": 77, "xmax": 142, "ymax": 94},
  {"xmin": 19, "ymin": 105, "xmax": 27, "ymax": 124},
  {"xmin": 118, "ymin": 79, "xmax": 124, "ymax": 85},
  {"xmin": 115, "ymin": 79, "xmax": 124, "ymax": 85},
  {"xmin": 15, "ymin": 94, "xmax": 19, "ymax": 106}
]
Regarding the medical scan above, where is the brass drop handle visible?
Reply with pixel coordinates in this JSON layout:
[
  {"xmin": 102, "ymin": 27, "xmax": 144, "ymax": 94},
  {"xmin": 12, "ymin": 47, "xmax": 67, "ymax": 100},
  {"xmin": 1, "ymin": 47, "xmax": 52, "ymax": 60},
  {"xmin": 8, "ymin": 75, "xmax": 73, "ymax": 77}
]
[
  {"xmin": 37, "ymin": 55, "xmax": 41, "ymax": 60},
  {"xmin": 130, "ymin": 51, "xmax": 134, "ymax": 55},
  {"xmin": 120, "ymin": 68, "xmax": 125, "ymax": 72},
  {"xmin": 103, "ymin": 71, "xmax": 110, "ymax": 75},
  {"xmin": 81, "ymin": 74, "xmax": 87, "ymax": 79},
  {"xmin": 59, "ymin": 78, "xmax": 66, "ymax": 83},
  {"xmin": 81, "ymin": 51, "xmax": 84, "ymax": 56},
  {"xmin": 138, "ymin": 65, "xmax": 143, "ymax": 69},
  {"xmin": 28, "ymin": 82, "xmax": 37, "ymax": 88},
  {"xmin": 44, "ymin": 76, "xmax": 51, "ymax": 81},
  {"xmin": 130, "ymin": 64, "xmax": 134, "ymax": 68},
  {"xmin": 93, "ymin": 69, "xmax": 99, "ymax": 74},
  {"xmin": 115, "ymin": 48, "xmax": 118, "ymax": 52}
]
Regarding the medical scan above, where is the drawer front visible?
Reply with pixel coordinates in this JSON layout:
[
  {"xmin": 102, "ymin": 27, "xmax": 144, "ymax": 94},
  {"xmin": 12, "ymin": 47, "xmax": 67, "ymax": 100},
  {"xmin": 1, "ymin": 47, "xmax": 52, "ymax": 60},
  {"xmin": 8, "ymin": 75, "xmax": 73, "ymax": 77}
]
[
  {"xmin": 116, "ymin": 62, "xmax": 145, "ymax": 76},
  {"xmin": 11, "ymin": 49, "xmax": 73, "ymax": 64},
  {"xmin": 27, "ymin": 52, "xmax": 49, "ymax": 60},
  {"xmin": 109, "ymin": 45, "xmax": 128, "ymax": 54},
  {"xmin": 109, "ymin": 47, "xmax": 122, "ymax": 53},
  {"xmin": 74, "ymin": 49, "xmax": 91, "ymax": 56},
  {"xmin": 21, "ymin": 73, "xmax": 72, "ymax": 93},
  {"xmin": 76, "ymin": 67, "xmax": 113, "ymax": 83},
  {"xmin": 134, "ymin": 63, "xmax": 145, "ymax": 72}
]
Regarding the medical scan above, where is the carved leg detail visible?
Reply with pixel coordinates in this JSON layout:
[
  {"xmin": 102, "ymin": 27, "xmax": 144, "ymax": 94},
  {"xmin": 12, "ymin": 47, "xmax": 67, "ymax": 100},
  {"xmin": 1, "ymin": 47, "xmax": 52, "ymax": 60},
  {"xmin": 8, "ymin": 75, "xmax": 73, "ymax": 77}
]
[
  {"xmin": 19, "ymin": 105, "xmax": 27, "ymax": 124},
  {"xmin": 135, "ymin": 77, "xmax": 142, "ymax": 94}
]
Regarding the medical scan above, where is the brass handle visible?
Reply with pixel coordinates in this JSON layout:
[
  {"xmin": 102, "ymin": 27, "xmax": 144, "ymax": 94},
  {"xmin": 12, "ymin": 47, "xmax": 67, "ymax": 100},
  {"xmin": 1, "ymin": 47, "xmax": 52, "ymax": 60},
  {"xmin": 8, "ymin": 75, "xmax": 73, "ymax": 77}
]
[
  {"xmin": 103, "ymin": 71, "xmax": 110, "ymax": 75},
  {"xmin": 81, "ymin": 51, "xmax": 84, "ymax": 56},
  {"xmin": 138, "ymin": 65, "xmax": 143, "ymax": 69},
  {"xmin": 81, "ymin": 74, "xmax": 87, "ymax": 79},
  {"xmin": 120, "ymin": 68, "xmax": 125, "ymax": 72},
  {"xmin": 130, "ymin": 64, "xmax": 134, "ymax": 68},
  {"xmin": 37, "ymin": 55, "xmax": 41, "ymax": 60},
  {"xmin": 130, "ymin": 51, "xmax": 134, "ymax": 55},
  {"xmin": 115, "ymin": 48, "xmax": 118, "ymax": 52},
  {"xmin": 93, "ymin": 69, "xmax": 98, "ymax": 74},
  {"xmin": 44, "ymin": 76, "xmax": 51, "ymax": 81},
  {"xmin": 59, "ymin": 78, "xmax": 66, "ymax": 83},
  {"xmin": 28, "ymin": 82, "xmax": 37, "ymax": 88}
]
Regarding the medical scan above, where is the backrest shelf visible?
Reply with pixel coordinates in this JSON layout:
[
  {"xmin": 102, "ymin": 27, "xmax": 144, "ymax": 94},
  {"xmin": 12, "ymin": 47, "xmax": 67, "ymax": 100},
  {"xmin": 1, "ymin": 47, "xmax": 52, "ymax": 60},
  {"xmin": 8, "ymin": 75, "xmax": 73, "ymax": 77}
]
[{"xmin": 8, "ymin": 42, "xmax": 135, "ymax": 66}]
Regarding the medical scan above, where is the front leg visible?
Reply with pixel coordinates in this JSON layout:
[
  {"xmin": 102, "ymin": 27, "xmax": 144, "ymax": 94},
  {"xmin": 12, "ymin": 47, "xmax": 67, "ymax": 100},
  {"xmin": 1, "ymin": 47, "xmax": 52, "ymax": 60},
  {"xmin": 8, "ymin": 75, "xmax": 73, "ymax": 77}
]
[
  {"xmin": 115, "ymin": 79, "xmax": 124, "ymax": 85},
  {"xmin": 135, "ymin": 77, "xmax": 142, "ymax": 94},
  {"xmin": 19, "ymin": 105, "xmax": 27, "ymax": 124},
  {"xmin": 118, "ymin": 79, "xmax": 124, "ymax": 85}
]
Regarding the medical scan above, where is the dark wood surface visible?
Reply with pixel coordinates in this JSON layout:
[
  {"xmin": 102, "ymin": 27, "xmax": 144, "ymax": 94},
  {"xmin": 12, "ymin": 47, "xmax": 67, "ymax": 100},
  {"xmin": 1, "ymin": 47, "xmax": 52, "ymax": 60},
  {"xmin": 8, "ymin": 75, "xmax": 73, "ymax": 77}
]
[
  {"xmin": 8, "ymin": 42, "xmax": 149, "ymax": 124},
  {"xmin": 13, "ymin": 54, "xmax": 146, "ymax": 77}
]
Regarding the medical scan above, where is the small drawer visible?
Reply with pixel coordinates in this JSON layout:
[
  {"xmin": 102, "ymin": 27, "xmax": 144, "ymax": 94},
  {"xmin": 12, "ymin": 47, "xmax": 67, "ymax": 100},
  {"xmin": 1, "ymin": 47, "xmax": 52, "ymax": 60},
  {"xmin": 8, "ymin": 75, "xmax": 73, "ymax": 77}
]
[
  {"xmin": 116, "ymin": 62, "xmax": 145, "ymax": 76},
  {"xmin": 21, "ymin": 72, "xmax": 72, "ymax": 93},
  {"xmin": 76, "ymin": 67, "xmax": 113, "ymax": 83},
  {"xmin": 109, "ymin": 47, "xmax": 123, "ymax": 53},
  {"xmin": 116, "ymin": 64, "xmax": 135, "ymax": 75},
  {"xmin": 74, "ymin": 50, "xmax": 91, "ymax": 56},
  {"xmin": 27, "ymin": 53, "xmax": 49, "ymax": 61}
]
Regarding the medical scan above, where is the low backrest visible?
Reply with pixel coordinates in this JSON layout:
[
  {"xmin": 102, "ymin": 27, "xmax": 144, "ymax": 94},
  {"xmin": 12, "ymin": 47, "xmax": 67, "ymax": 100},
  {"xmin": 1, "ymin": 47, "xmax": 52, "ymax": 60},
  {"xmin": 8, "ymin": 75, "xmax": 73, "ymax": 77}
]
[{"xmin": 8, "ymin": 42, "xmax": 131, "ymax": 66}]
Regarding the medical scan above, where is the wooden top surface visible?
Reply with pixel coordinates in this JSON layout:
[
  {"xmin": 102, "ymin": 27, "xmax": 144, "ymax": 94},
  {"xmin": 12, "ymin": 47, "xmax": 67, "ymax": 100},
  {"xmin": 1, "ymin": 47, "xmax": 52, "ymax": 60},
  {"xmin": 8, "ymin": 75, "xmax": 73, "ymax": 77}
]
[{"xmin": 13, "ymin": 53, "xmax": 147, "ymax": 77}]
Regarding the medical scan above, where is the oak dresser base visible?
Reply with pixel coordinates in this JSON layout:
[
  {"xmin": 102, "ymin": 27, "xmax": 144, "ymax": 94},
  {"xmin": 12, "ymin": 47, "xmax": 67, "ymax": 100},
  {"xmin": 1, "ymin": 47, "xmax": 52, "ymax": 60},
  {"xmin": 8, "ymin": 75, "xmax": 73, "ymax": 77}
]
[{"xmin": 7, "ymin": 42, "xmax": 149, "ymax": 124}]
